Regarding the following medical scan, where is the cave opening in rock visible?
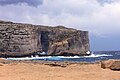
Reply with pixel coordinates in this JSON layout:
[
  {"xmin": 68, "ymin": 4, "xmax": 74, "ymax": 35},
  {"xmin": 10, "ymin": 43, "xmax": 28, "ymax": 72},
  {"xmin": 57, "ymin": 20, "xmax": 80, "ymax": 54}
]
[{"xmin": 40, "ymin": 31, "xmax": 49, "ymax": 53}]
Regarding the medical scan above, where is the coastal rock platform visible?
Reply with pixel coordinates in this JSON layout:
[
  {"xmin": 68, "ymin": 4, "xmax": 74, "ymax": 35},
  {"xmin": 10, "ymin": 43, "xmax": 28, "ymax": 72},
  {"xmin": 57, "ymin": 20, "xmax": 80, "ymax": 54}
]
[{"xmin": 0, "ymin": 59, "xmax": 120, "ymax": 80}]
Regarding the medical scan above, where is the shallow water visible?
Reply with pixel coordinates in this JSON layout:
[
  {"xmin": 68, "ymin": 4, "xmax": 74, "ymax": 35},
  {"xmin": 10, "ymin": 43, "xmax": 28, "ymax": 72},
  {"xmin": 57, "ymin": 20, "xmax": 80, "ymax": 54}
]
[{"xmin": 6, "ymin": 51, "xmax": 120, "ymax": 63}]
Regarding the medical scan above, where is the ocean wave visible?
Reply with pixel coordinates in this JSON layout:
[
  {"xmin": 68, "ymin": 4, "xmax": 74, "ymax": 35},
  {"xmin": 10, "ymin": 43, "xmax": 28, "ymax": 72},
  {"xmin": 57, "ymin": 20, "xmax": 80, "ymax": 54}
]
[
  {"xmin": 6, "ymin": 53, "xmax": 113, "ymax": 61},
  {"xmin": 84, "ymin": 54, "xmax": 113, "ymax": 58}
]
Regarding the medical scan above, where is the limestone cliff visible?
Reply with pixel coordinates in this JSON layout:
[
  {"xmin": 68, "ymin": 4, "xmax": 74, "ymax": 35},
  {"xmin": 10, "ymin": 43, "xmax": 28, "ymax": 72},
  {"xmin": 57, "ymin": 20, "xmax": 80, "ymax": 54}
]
[{"xmin": 0, "ymin": 20, "xmax": 90, "ymax": 57}]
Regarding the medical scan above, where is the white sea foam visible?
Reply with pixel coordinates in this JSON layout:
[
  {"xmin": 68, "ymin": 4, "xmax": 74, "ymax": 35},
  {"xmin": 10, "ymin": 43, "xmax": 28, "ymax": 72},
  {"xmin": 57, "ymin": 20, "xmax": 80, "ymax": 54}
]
[
  {"xmin": 6, "ymin": 53, "xmax": 113, "ymax": 60},
  {"xmin": 6, "ymin": 56, "xmax": 81, "ymax": 60},
  {"xmin": 57, "ymin": 56, "xmax": 80, "ymax": 58},
  {"xmin": 84, "ymin": 53, "xmax": 112, "ymax": 58},
  {"xmin": 6, "ymin": 56, "xmax": 52, "ymax": 60}
]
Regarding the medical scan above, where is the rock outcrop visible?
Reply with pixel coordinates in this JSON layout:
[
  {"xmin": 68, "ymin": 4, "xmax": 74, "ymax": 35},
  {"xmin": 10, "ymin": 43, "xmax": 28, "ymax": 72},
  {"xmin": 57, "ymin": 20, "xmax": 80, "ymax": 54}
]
[
  {"xmin": 101, "ymin": 60, "xmax": 120, "ymax": 71},
  {"xmin": 0, "ymin": 20, "xmax": 90, "ymax": 57}
]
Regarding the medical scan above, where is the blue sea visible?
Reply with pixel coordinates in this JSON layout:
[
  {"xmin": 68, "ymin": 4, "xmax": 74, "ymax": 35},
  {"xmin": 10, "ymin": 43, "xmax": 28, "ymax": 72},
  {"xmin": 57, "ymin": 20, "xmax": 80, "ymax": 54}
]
[{"xmin": 6, "ymin": 51, "xmax": 120, "ymax": 63}]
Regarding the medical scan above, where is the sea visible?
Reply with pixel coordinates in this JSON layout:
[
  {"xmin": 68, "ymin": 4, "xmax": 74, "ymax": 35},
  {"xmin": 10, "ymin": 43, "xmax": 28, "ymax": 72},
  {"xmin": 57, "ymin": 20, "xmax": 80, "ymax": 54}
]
[{"xmin": 6, "ymin": 51, "xmax": 120, "ymax": 63}]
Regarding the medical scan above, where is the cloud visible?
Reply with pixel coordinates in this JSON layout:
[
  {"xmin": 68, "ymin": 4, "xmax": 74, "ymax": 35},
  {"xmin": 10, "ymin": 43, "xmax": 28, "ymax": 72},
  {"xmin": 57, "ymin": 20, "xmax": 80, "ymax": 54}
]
[
  {"xmin": 0, "ymin": 0, "xmax": 120, "ymax": 37},
  {"xmin": 97, "ymin": 0, "xmax": 120, "ymax": 4},
  {"xmin": 0, "ymin": 0, "xmax": 42, "ymax": 7}
]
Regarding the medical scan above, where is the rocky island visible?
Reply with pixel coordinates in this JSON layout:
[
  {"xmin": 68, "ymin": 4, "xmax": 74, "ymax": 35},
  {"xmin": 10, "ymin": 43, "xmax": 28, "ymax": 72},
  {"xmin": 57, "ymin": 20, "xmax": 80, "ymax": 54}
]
[{"xmin": 0, "ymin": 20, "xmax": 90, "ymax": 57}]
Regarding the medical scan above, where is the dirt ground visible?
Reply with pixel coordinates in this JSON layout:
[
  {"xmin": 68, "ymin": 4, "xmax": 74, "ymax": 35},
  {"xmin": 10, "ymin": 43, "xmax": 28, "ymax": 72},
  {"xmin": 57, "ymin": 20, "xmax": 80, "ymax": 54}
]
[{"xmin": 0, "ymin": 61, "xmax": 120, "ymax": 80}]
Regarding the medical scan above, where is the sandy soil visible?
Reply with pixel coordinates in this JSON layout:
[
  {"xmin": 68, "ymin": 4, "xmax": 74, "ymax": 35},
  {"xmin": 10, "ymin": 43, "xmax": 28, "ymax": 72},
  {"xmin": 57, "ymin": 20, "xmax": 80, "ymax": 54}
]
[{"xmin": 0, "ymin": 61, "xmax": 120, "ymax": 80}]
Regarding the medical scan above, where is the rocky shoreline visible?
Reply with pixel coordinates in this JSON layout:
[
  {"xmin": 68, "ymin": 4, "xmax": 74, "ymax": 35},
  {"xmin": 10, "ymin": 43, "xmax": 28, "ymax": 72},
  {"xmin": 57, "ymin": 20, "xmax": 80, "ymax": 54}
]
[
  {"xmin": 1, "ymin": 58, "xmax": 120, "ymax": 71},
  {"xmin": 0, "ymin": 58, "xmax": 95, "ymax": 66},
  {"xmin": 0, "ymin": 52, "xmax": 91, "ymax": 58}
]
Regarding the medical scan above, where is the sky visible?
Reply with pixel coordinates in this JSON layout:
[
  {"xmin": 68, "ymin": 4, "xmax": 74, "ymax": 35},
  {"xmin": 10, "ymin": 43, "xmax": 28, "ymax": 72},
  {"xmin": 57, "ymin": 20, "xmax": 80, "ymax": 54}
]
[{"xmin": 0, "ymin": 0, "xmax": 120, "ymax": 51}]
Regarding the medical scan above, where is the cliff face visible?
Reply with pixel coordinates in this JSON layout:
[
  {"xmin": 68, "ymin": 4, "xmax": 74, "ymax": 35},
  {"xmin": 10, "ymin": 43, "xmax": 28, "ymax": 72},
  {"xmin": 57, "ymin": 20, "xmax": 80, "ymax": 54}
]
[{"xmin": 0, "ymin": 20, "xmax": 90, "ymax": 57}]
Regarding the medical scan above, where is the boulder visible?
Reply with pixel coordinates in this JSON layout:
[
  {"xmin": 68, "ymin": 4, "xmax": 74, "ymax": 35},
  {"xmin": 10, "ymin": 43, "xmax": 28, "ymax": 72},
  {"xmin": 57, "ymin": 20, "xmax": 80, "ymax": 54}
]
[{"xmin": 101, "ymin": 60, "xmax": 120, "ymax": 71}]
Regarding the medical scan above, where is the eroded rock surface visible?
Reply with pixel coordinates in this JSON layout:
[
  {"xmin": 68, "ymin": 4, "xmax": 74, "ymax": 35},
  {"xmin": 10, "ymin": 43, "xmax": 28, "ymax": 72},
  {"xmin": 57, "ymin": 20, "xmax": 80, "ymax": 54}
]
[
  {"xmin": 101, "ymin": 60, "xmax": 120, "ymax": 71},
  {"xmin": 0, "ymin": 20, "xmax": 90, "ymax": 57}
]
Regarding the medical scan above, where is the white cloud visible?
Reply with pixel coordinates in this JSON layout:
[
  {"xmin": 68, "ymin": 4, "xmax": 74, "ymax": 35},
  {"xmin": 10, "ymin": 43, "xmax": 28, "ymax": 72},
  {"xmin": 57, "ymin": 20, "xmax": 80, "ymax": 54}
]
[{"xmin": 0, "ymin": 0, "xmax": 120, "ymax": 37}]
